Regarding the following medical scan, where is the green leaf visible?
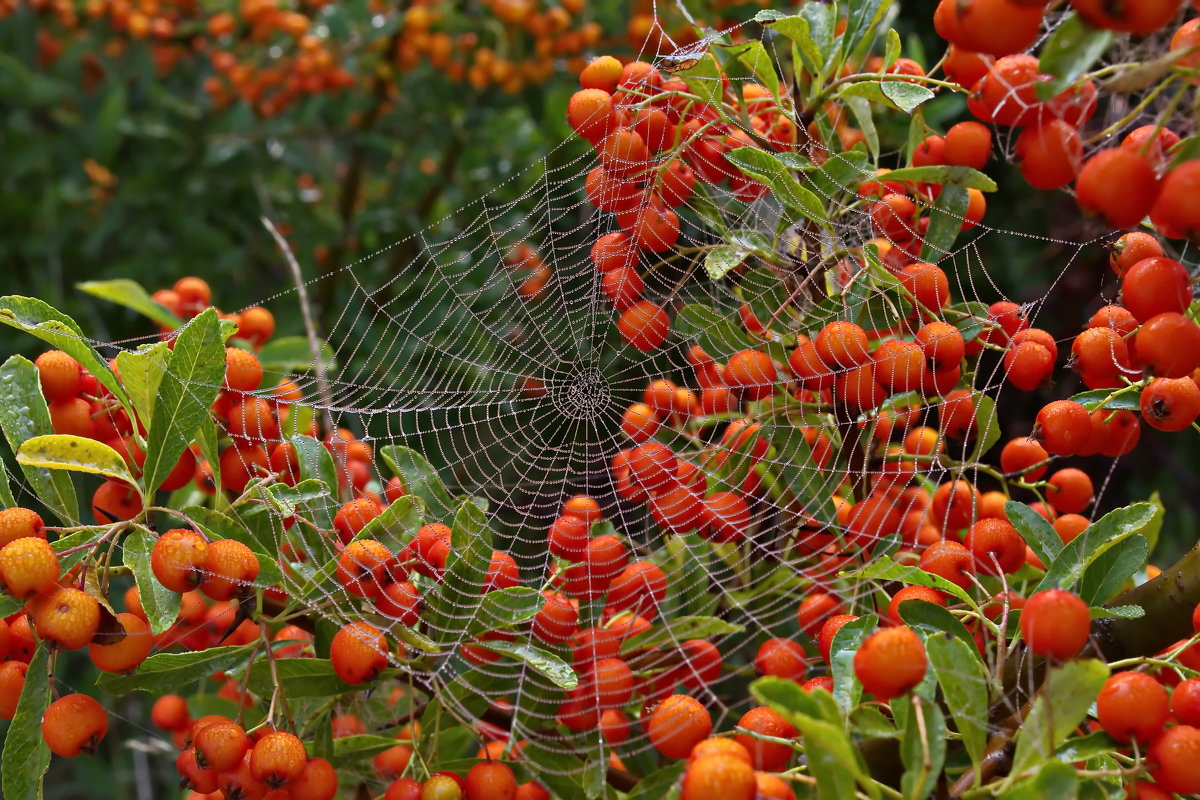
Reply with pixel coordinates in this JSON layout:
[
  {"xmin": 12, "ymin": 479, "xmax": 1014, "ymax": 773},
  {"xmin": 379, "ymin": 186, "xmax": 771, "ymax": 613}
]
[
  {"xmin": 830, "ymin": 614, "xmax": 877, "ymax": 712},
  {"xmin": 1069, "ymin": 387, "xmax": 1141, "ymax": 411},
  {"xmin": 850, "ymin": 705, "xmax": 898, "ymax": 737},
  {"xmin": 1010, "ymin": 659, "xmax": 1109, "ymax": 777},
  {"xmin": 1079, "ymin": 535, "xmax": 1149, "ymax": 606},
  {"xmin": 1142, "ymin": 491, "xmax": 1165, "ymax": 554},
  {"xmin": 853, "ymin": 556, "xmax": 974, "ymax": 606},
  {"xmin": 379, "ymin": 445, "xmax": 456, "ymax": 521},
  {"xmin": 517, "ymin": 740, "xmax": 600, "ymax": 799},
  {"xmin": 900, "ymin": 697, "xmax": 946, "ymax": 800},
  {"xmin": 143, "ymin": 309, "xmax": 225, "ymax": 496},
  {"xmin": 17, "ymin": 434, "xmax": 140, "ymax": 489},
  {"xmin": 621, "ymin": 616, "xmax": 745, "ymax": 653},
  {"xmin": 256, "ymin": 336, "xmax": 336, "ymax": 372},
  {"xmin": 1091, "ymin": 604, "xmax": 1144, "ymax": 620},
  {"xmin": 704, "ymin": 244, "xmax": 749, "ymax": 280},
  {"xmin": 465, "ymin": 639, "xmax": 577, "ymax": 689},
  {"xmin": 840, "ymin": 0, "xmax": 890, "ymax": 63},
  {"xmin": 424, "ymin": 499, "xmax": 493, "ymax": 640},
  {"xmin": 124, "ymin": 528, "xmax": 181, "ymax": 635},
  {"xmin": 899, "ymin": 598, "xmax": 979, "ymax": 658},
  {"xmin": 919, "ymin": 184, "xmax": 970, "ymax": 263},
  {"xmin": 842, "ymin": 95, "xmax": 879, "ymax": 157},
  {"xmin": 1035, "ymin": 503, "xmax": 1157, "ymax": 595},
  {"xmin": 967, "ymin": 393, "xmax": 1001, "ymax": 462},
  {"xmin": 247, "ymin": 658, "xmax": 358, "ymax": 698},
  {"xmin": 875, "ymin": 165, "xmax": 997, "ymax": 192},
  {"xmin": 675, "ymin": 53, "xmax": 723, "ymax": 107},
  {"xmin": 758, "ymin": 5, "xmax": 835, "ymax": 82},
  {"xmin": 96, "ymin": 643, "xmax": 256, "ymax": 695},
  {"xmin": 1002, "ymin": 762, "xmax": 1080, "ymax": 800},
  {"xmin": 752, "ymin": 676, "xmax": 842, "ymax": 726},
  {"xmin": 675, "ymin": 303, "xmax": 757, "ymax": 356},
  {"xmin": 727, "ymin": 147, "xmax": 827, "ymax": 225},
  {"xmin": 0, "ymin": 356, "xmax": 79, "ymax": 523},
  {"xmin": 0, "ymin": 295, "xmax": 130, "ymax": 407},
  {"xmin": 353, "ymin": 494, "xmax": 425, "ymax": 550},
  {"xmin": 787, "ymin": 707, "xmax": 878, "ymax": 800},
  {"xmin": 281, "ymin": 403, "xmax": 314, "ymax": 440},
  {"xmin": 1, "ymin": 644, "xmax": 51, "ymax": 800},
  {"xmin": 77, "ymin": 279, "xmax": 182, "ymax": 328},
  {"xmin": 115, "ymin": 342, "xmax": 171, "ymax": 427},
  {"xmin": 1007, "ymin": 501, "xmax": 1062, "ymax": 569},
  {"xmin": 926, "ymin": 633, "xmax": 988, "ymax": 773},
  {"xmin": 51, "ymin": 527, "xmax": 106, "ymax": 573},
  {"xmin": 465, "ymin": 587, "xmax": 545, "ymax": 637},
  {"xmin": 0, "ymin": 459, "xmax": 15, "ymax": 509},
  {"xmin": 1036, "ymin": 14, "xmax": 1113, "ymax": 100},
  {"xmin": 329, "ymin": 734, "xmax": 404, "ymax": 769},
  {"xmin": 723, "ymin": 40, "xmax": 779, "ymax": 98},
  {"xmin": 883, "ymin": 82, "xmax": 935, "ymax": 115},
  {"xmin": 625, "ymin": 764, "xmax": 685, "ymax": 800}
]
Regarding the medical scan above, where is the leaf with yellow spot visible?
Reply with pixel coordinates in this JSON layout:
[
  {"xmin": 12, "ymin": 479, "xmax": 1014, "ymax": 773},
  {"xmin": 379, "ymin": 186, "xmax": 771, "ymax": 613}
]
[{"xmin": 16, "ymin": 434, "xmax": 141, "ymax": 494}]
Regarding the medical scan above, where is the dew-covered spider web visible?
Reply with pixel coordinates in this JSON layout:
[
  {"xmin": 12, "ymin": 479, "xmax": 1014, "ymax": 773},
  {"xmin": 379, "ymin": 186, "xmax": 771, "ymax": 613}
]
[{"xmin": 19, "ymin": 1, "xmax": 1200, "ymax": 795}]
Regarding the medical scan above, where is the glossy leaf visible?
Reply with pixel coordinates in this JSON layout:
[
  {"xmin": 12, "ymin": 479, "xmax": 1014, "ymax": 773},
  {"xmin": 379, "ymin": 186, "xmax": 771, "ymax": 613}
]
[
  {"xmin": 17, "ymin": 434, "xmax": 140, "ymax": 489},
  {"xmin": 875, "ymin": 165, "xmax": 997, "ymax": 191},
  {"xmin": 1, "ymin": 644, "xmax": 51, "ymax": 800},
  {"xmin": 920, "ymin": 184, "xmax": 970, "ymax": 262},
  {"xmin": 124, "ymin": 527, "xmax": 182, "ymax": 635},
  {"xmin": 622, "ymin": 616, "xmax": 744, "ymax": 653},
  {"xmin": 0, "ymin": 355, "xmax": 79, "ymax": 523},
  {"xmin": 704, "ymin": 244, "xmax": 749, "ymax": 280},
  {"xmin": 143, "ymin": 308, "xmax": 225, "ymax": 496},
  {"xmin": 96, "ymin": 643, "xmax": 256, "ymax": 695},
  {"xmin": 901, "ymin": 696, "xmax": 946, "ymax": 800},
  {"xmin": 1011, "ymin": 659, "xmax": 1109, "ymax": 777},
  {"xmin": 77, "ymin": 278, "xmax": 182, "ymax": 328},
  {"xmin": 727, "ymin": 147, "xmax": 827, "ymax": 225},
  {"xmin": 464, "ymin": 639, "xmax": 578, "ymax": 689},
  {"xmin": 379, "ymin": 444, "xmax": 456, "ymax": 521},
  {"xmin": 1007, "ymin": 500, "xmax": 1062, "ymax": 569},
  {"xmin": 1079, "ymin": 535, "xmax": 1149, "ymax": 606},
  {"xmin": 247, "ymin": 658, "xmax": 359, "ymax": 698},
  {"xmin": 256, "ymin": 335, "xmax": 336, "ymax": 372},
  {"xmin": 1036, "ymin": 14, "xmax": 1112, "ymax": 100},
  {"xmin": 465, "ymin": 587, "xmax": 545, "ymax": 637},
  {"xmin": 1034, "ymin": 503, "xmax": 1156, "ymax": 595},
  {"xmin": 115, "ymin": 341, "xmax": 171, "ymax": 427},
  {"xmin": 0, "ymin": 295, "xmax": 130, "ymax": 407},
  {"xmin": 926, "ymin": 633, "xmax": 988, "ymax": 773}
]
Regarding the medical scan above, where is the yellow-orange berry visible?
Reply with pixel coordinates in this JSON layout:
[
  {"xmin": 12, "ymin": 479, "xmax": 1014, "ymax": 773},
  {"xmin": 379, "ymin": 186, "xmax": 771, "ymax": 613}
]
[
  {"xmin": 0, "ymin": 507, "xmax": 46, "ymax": 548},
  {"xmin": 151, "ymin": 529, "xmax": 209, "ymax": 593},
  {"xmin": 0, "ymin": 537, "xmax": 60, "ymax": 598},
  {"xmin": 29, "ymin": 586, "xmax": 102, "ymax": 650}
]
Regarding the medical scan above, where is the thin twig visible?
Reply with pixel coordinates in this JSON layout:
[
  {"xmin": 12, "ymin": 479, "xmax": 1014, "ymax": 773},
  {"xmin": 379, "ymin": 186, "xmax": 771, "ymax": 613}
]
[{"xmin": 260, "ymin": 215, "xmax": 337, "ymax": 441}]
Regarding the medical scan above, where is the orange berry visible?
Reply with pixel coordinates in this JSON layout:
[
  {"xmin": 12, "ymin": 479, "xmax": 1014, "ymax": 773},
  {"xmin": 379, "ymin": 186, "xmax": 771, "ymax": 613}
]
[
  {"xmin": 89, "ymin": 612, "xmax": 152, "ymax": 672},
  {"xmin": 1020, "ymin": 588, "xmax": 1090, "ymax": 660},
  {"xmin": 0, "ymin": 507, "xmax": 46, "ymax": 547},
  {"xmin": 0, "ymin": 537, "xmax": 60, "ymax": 598},
  {"xmin": 1096, "ymin": 671, "xmax": 1168, "ymax": 743},
  {"xmin": 151, "ymin": 529, "xmax": 210, "ymax": 593},
  {"xmin": 150, "ymin": 694, "xmax": 190, "ymax": 731},
  {"xmin": 194, "ymin": 719, "xmax": 251, "ymax": 772},
  {"xmin": 200, "ymin": 538, "xmax": 261, "ymax": 601},
  {"xmin": 0, "ymin": 660, "xmax": 28, "ymax": 720},
  {"xmin": 41, "ymin": 693, "xmax": 108, "ymax": 757},
  {"xmin": 680, "ymin": 753, "xmax": 756, "ymax": 800},
  {"xmin": 34, "ymin": 350, "xmax": 84, "ymax": 402},
  {"xmin": 330, "ymin": 621, "xmax": 388, "ymax": 684},
  {"xmin": 91, "ymin": 478, "xmax": 142, "ymax": 523},
  {"xmin": 853, "ymin": 625, "xmax": 927, "ymax": 700},
  {"xmin": 250, "ymin": 730, "xmax": 308, "ymax": 788},
  {"xmin": 646, "ymin": 694, "xmax": 712, "ymax": 759},
  {"xmin": 333, "ymin": 497, "xmax": 382, "ymax": 543},
  {"xmin": 734, "ymin": 707, "xmax": 797, "ymax": 771},
  {"xmin": 224, "ymin": 347, "xmax": 263, "ymax": 392},
  {"xmin": 30, "ymin": 586, "xmax": 101, "ymax": 650}
]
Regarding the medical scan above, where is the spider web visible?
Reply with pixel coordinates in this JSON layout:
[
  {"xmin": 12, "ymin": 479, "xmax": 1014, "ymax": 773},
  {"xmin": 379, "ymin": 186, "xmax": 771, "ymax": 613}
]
[{"xmin": 19, "ymin": 2, "xmax": 1198, "ymax": 795}]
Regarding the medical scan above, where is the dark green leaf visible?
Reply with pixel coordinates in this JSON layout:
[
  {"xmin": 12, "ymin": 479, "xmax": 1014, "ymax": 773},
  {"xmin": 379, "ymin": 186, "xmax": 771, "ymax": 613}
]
[
  {"xmin": 727, "ymin": 147, "xmax": 827, "ymax": 225},
  {"xmin": 77, "ymin": 279, "xmax": 182, "ymax": 328},
  {"xmin": 124, "ymin": 528, "xmax": 181, "ymax": 635},
  {"xmin": 1, "ymin": 644, "xmax": 51, "ymax": 800},
  {"xmin": 675, "ymin": 303, "xmax": 757, "ymax": 357},
  {"xmin": 256, "ymin": 336, "xmax": 336, "ymax": 372},
  {"xmin": 247, "ymin": 658, "xmax": 358, "ymax": 698},
  {"xmin": 354, "ymin": 494, "xmax": 425, "ymax": 550},
  {"xmin": 0, "ymin": 295, "xmax": 129, "ymax": 407},
  {"xmin": 0, "ymin": 355, "xmax": 79, "ymax": 523},
  {"xmin": 1036, "ymin": 14, "xmax": 1113, "ymax": 100},
  {"xmin": 96, "ymin": 643, "xmax": 256, "ymax": 695},
  {"xmin": 1007, "ymin": 762, "xmax": 1081, "ymax": 799},
  {"xmin": 875, "ymin": 165, "xmax": 997, "ymax": 191},
  {"xmin": 920, "ymin": 184, "xmax": 970, "ymax": 262},
  {"xmin": 465, "ymin": 639, "xmax": 577, "ymax": 689},
  {"xmin": 625, "ymin": 764, "xmax": 685, "ymax": 800},
  {"xmin": 466, "ymin": 587, "xmax": 545, "ymax": 637},
  {"xmin": 853, "ymin": 556, "xmax": 973, "ymax": 605},
  {"xmin": 752, "ymin": 676, "xmax": 842, "ymax": 725},
  {"xmin": 926, "ymin": 633, "xmax": 988, "ymax": 773},
  {"xmin": 379, "ymin": 444, "xmax": 456, "ymax": 521},
  {"xmin": 1006, "ymin": 501, "xmax": 1062, "ymax": 569},
  {"xmin": 899, "ymin": 599, "xmax": 978, "ymax": 657},
  {"xmin": 1035, "ymin": 503, "xmax": 1156, "ymax": 595},
  {"xmin": 830, "ymin": 614, "xmax": 877, "ymax": 712},
  {"xmin": 621, "ymin": 617, "xmax": 744, "ymax": 653},
  {"xmin": 840, "ymin": 0, "xmax": 890, "ymax": 64},
  {"xmin": 967, "ymin": 393, "xmax": 1001, "ymax": 462},
  {"xmin": 1079, "ymin": 535, "xmax": 1148, "ymax": 606},
  {"xmin": 900, "ymin": 697, "xmax": 946, "ymax": 800},
  {"xmin": 1069, "ymin": 387, "xmax": 1141, "ymax": 411},
  {"xmin": 1010, "ymin": 659, "xmax": 1108, "ymax": 777},
  {"xmin": 144, "ymin": 309, "xmax": 225, "ymax": 496},
  {"xmin": 329, "ymin": 734, "xmax": 403, "ymax": 768}
]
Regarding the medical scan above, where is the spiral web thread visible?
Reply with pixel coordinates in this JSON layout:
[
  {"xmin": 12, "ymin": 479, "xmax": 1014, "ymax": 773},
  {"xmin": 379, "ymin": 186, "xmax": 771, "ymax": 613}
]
[{"xmin": 24, "ymin": 1, "xmax": 1199, "ymax": 793}]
